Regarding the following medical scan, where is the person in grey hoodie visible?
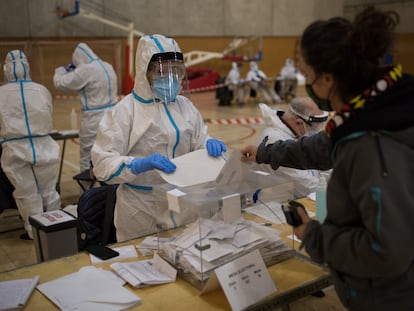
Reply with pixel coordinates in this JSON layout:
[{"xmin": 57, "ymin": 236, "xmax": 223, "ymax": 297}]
[{"xmin": 241, "ymin": 6, "xmax": 414, "ymax": 311}]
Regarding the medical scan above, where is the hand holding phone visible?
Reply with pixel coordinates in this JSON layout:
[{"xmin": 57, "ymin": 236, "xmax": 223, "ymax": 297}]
[
  {"xmin": 86, "ymin": 244, "xmax": 119, "ymax": 260},
  {"xmin": 282, "ymin": 200, "xmax": 308, "ymax": 227}
]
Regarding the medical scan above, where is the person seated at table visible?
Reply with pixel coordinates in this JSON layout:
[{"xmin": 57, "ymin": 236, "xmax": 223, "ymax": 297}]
[
  {"xmin": 253, "ymin": 98, "xmax": 329, "ymax": 198},
  {"xmin": 0, "ymin": 50, "xmax": 61, "ymax": 240},
  {"xmin": 91, "ymin": 34, "xmax": 227, "ymax": 242}
]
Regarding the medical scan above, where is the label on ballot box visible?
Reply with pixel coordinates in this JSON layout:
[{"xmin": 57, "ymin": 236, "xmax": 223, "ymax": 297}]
[
  {"xmin": 29, "ymin": 210, "xmax": 76, "ymax": 232},
  {"xmin": 29, "ymin": 210, "xmax": 78, "ymax": 262}
]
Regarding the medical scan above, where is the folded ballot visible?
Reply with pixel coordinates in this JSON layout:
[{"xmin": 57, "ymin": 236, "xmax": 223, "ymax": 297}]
[{"xmin": 111, "ymin": 253, "xmax": 177, "ymax": 288}]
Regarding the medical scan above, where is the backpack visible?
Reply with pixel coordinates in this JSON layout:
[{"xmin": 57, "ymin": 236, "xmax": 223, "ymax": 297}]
[{"xmin": 76, "ymin": 184, "xmax": 118, "ymax": 251}]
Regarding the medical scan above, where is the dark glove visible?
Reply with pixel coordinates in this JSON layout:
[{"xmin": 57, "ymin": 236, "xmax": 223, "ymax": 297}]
[
  {"xmin": 130, "ymin": 154, "xmax": 176, "ymax": 174},
  {"xmin": 206, "ymin": 139, "xmax": 227, "ymax": 157}
]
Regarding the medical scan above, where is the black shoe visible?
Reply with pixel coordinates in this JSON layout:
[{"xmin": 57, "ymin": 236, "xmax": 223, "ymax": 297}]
[{"xmin": 20, "ymin": 233, "xmax": 33, "ymax": 240}]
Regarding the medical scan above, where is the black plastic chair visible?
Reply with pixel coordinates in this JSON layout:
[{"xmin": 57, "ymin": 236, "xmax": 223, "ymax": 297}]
[{"xmin": 73, "ymin": 169, "xmax": 97, "ymax": 192}]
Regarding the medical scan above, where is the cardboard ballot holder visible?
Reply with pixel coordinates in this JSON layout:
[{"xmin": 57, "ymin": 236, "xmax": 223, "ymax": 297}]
[{"xmin": 29, "ymin": 210, "xmax": 78, "ymax": 262}]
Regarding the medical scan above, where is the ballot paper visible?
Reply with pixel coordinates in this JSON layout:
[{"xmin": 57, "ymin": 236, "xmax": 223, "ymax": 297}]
[
  {"xmin": 110, "ymin": 253, "xmax": 177, "ymax": 288},
  {"xmin": 37, "ymin": 266, "xmax": 140, "ymax": 310},
  {"xmin": 215, "ymin": 150, "xmax": 249, "ymax": 187},
  {"xmin": 0, "ymin": 275, "xmax": 39, "ymax": 311},
  {"xmin": 158, "ymin": 149, "xmax": 226, "ymax": 187},
  {"xmin": 160, "ymin": 218, "xmax": 287, "ymax": 281}
]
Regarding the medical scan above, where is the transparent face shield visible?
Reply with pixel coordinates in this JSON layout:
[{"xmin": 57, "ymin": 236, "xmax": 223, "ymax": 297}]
[
  {"xmin": 289, "ymin": 105, "xmax": 329, "ymax": 135},
  {"xmin": 147, "ymin": 52, "xmax": 186, "ymax": 103}
]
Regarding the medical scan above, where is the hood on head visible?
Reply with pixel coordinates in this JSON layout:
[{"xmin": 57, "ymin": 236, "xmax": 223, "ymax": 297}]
[
  {"xmin": 259, "ymin": 103, "xmax": 280, "ymax": 127},
  {"xmin": 133, "ymin": 34, "xmax": 182, "ymax": 101},
  {"xmin": 72, "ymin": 43, "xmax": 98, "ymax": 67},
  {"xmin": 3, "ymin": 50, "xmax": 31, "ymax": 82}
]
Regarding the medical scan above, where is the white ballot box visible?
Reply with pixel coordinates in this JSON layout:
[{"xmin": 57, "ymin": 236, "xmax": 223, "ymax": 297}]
[{"xmin": 29, "ymin": 210, "xmax": 78, "ymax": 262}]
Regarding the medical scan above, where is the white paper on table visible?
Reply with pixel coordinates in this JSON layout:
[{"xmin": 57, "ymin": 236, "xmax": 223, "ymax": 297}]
[
  {"xmin": 158, "ymin": 149, "xmax": 226, "ymax": 187},
  {"xmin": 0, "ymin": 275, "xmax": 39, "ymax": 310},
  {"xmin": 287, "ymin": 234, "xmax": 302, "ymax": 243},
  {"xmin": 307, "ymin": 192, "xmax": 316, "ymax": 201},
  {"xmin": 37, "ymin": 266, "xmax": 140, "ymax": 310},
  {"xmin": 89, "ymin": 245, "xmax": 138, "ymax": 264},
  {"xmin": 111, "ymin": 253, "xmax": 177, "ymax": 287},
  {"xmin": 244, "ymin": 201, "xmax": 286, "ymax": 225}
]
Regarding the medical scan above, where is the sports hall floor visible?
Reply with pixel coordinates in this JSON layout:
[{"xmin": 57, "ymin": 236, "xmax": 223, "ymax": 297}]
[{"xmin": 0, "ymin": 87, "xmax": 346, "ymax": 310}]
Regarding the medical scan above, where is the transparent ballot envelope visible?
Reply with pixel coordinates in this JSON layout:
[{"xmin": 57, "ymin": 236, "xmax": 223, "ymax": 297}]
[{"xmin": 151, "ymin": 166, "xmax": 296, "ymax": 289}]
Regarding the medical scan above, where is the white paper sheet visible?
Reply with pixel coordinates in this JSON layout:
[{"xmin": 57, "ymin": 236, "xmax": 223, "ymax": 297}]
[
  {"xmin": 158, "ymin": 149, "xmax": 226, "ymax": 187},
  {"xmin": 111, "ymin": 254, "xmax": 177, "ymax": 287},
  {"xmin": 37, "ymin": 266, "xmax": 140, "ymax": 310},
  {"xmin": 0, "ymin": 275, "xmax": 39, "ymax": 310},
  {"xmin": 215, "ymin": 150, "xmax": 249, "ymax": 187}
]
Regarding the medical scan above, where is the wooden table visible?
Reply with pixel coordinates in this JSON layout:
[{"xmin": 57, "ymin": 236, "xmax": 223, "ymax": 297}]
[{"xmin": 0, "ymin": 198, "xmax": 331, "ymax": 310}]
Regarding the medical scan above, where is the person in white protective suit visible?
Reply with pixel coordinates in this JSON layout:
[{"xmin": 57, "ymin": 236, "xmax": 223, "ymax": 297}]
[
  {"xmin": 91, "ymin": 34, "xmax": 227, "ymax": 242},
  {"xmin": 53, "ymin": 43, "xmax": 118, "ymax": 172},
  {"xmin": 277, "ymin": 58, "xmax": 298, "ymax": 101},
  {"xmin": 246, "ymin": 61, "xmax": 281, "ymax": 104},
  {"xmin": 253, "ymin": 97, "xmax": 330, "ymax": 198},
  {"xmin": 0, "ymin": 50, "xmax": 61, "ymax": 240},
  {"xmin": 225, "ymin": 62, "xmax": 246, "ymax": 106}
]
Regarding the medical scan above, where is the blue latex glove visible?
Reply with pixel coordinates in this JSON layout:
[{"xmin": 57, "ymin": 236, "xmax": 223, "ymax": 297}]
[
  {"xmin": 206, "ymin": 139, "xmax": 227, "ymax": 157},
  {"xmin": 64, "ymin": 62, "xmax": 76, "ymax": 72},
  {"xmin": 130, "ymin": 154, "xmax": 176, "ymax": 174}
]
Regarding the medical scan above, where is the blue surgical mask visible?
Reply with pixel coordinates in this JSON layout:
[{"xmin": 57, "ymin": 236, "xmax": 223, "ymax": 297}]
[
  {"xmin": 152, "ymin": 77, "xmax": 181, "ymax": 103},
  {"xmin": 305, "ymin": 77, "xmax": 333, "ymax": 111}
]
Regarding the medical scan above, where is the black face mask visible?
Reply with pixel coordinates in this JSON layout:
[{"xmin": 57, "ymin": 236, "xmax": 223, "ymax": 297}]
[{"xmin": 305, "ymin": 77, "xmax": 333, "ymax": 111}]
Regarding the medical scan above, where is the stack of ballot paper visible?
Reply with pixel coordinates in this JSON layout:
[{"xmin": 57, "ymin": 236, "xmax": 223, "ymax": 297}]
[
  {"xmin": 110, "ymin": 253, "xmax": 177, "ymax": 288},
  {"xmin": 37, "ymin": 266, "xmax": 141, "ymax": 310},
  {"xmin": 0, "ymin": 275, "xmax": 39, "ymax": 310},
  {"xmin": 158, "ymin": 218, "xmax": 292, "ymax": 283}
]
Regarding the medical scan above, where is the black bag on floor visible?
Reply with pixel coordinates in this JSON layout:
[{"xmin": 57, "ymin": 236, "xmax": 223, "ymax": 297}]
[{"xmin": 76, "ymin": 184, "xmax": 117, "ymax": 251}]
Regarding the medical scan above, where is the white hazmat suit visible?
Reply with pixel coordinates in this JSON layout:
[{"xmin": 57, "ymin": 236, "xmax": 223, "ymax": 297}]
[
  {"xmin": 225, "ymin": 62, "xmax": 246, "ymax": 106},
  {"xmin": 246, "ymin": 62, "xmax": 281, "ymax": 104},
  {"xmin": 91, "ymin": 35, "xmax": 221, "ymax": 242},
  {"xmin": 278, "ymin": 58, "xmax": 298, "ymax": 100},
  {"xmin": 254, "ymin": 103, "xmax": 320, "ymax": 198},
  {"xmin": 54, "ymin": 43, "xmax": 118, "ymax": 171},
  {"xmin": 0, "ymin": 50, "xmax": 61, "ymax": 239}
]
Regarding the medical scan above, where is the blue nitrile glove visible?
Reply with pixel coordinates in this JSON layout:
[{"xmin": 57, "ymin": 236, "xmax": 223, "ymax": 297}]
[
  {"xmin": 206, "ymin": 139, "xmax": 227, "ymax": 157},
  {"xmin": 130, "ymin": 153, "xmax": 176, "ymax": 174},
  {"xmin": 64, "ymin": 62, "xmax": 76, "ymax": 72}
]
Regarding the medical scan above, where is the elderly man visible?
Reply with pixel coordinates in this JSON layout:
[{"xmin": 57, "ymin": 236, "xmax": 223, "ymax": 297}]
[{"xmin": 253, "ymin": 97, "xmax": 329, "ymax": 198}]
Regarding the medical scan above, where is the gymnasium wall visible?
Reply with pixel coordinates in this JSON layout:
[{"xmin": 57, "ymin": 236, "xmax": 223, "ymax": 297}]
[{"xmin": 1, "ymin": 33, "xmax": 413, "ymax": 97}]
